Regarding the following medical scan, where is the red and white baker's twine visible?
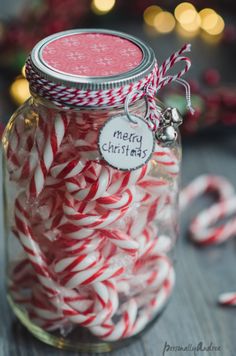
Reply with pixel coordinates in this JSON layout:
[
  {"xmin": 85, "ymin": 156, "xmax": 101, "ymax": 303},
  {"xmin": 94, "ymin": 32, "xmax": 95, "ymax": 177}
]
[{"xmin": 25, "ymin": 43, "xmax": 193, "ymax": 132}]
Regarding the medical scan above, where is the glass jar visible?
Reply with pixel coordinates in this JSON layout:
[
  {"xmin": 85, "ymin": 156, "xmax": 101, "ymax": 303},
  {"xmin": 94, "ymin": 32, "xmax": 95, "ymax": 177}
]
[{"xmin": 2, "ymin": 29, "xmax": 181, "ymax": 352}]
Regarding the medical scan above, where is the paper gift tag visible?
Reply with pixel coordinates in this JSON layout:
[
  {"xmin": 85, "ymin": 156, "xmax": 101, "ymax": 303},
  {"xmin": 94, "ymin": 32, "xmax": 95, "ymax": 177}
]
[{"xmin": 98, "ymin": 114, "xmax": 154, "ymax": 171}]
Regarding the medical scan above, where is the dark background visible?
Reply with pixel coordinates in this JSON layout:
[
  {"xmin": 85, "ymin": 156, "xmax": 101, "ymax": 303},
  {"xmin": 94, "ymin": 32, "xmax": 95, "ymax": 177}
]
[{"xmin": 0, "ymin": 0, "xmax": 236, "ymax": 133}]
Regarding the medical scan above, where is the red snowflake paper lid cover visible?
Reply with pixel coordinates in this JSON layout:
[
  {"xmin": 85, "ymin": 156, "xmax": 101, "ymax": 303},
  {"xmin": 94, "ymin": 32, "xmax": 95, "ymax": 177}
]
[{"xmin": 30, "ymin": 29, "xmax": 155, "ymax": 90}]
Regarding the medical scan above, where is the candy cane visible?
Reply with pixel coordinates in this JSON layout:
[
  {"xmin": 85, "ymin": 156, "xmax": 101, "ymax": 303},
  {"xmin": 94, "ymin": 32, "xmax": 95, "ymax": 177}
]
[
  {"xmin": 190, "ymin": 197, "xmax": 236, "ymax": 245},
  {"xmin": 8, "ymin": 105, "xmax": 179, "ymax": 341},
  {"xmin": 181, "ymin": 175, "xmax": 236, "ymax": 307},
  {"xmin": 29, "ymin": 112, "xmax": 70, "ymax": 197},
  {"xmin": 7, "ymin": 109, "xmax": 50, "ymax": 182},
  {"xmin": 50, "ymin": 158, "xmax": 87, "ymax": 179},
  {"xmin": 218, "ymin": 292, "xmax": 236, "ymax": 307},
  {"xmin": 90, "ymin": 266, "xmax": 175, "ymax": 340},
  {"xmin": 180, "ymin": 175, "xmax": 235, "ymax": 210},
  {"xmin": 180, "ymin": 175, "xmax": 236, "ymax": 245},
  {"xmin": 74, "ymin": 166, "xmax": 111, "ymax": 201},
  {"xmin": 14, "ymin": 193, "xmax": 61, "ymax": 296},
  {"xmin": 153, "ymin": 145, "xmax": 180, "ymax": 176},
  {"xmin": 13, "ymin": 195, "xmax": 122, "ymax": 328},
  {"xmin": 5, "ymin": 39, "xmax": 195, "ymax": 340}
]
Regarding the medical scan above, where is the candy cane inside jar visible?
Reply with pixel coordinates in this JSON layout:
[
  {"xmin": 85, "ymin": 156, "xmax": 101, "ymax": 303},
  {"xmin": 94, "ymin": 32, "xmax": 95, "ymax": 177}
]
[{"xmin": 2, "ymin": 29, "xmax": 191, "ymax": 352}]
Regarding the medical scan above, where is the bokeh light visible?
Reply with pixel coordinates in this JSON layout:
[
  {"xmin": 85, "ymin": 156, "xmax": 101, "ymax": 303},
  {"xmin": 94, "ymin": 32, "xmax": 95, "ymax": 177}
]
[
  {"xmin": 178, "ymin": 9, "xmax": 197, "ymax": 25},
  {"xmin": 91, "ymin": 0, "xmax": 115, "ymax": 15},
  {"xmin": 154, "ymin": 12, "xmax": 176, "ymax": 34},
  {"xmin": 10, "ymin": 78, "xmax": 30, "ymax": 105},
  {"xmin": 143, "ymin": 5, "xmax": 162, "ymax": 27},
  {"xmin": 179, "ymin": 12, "xmax": 201, "ymax": 32},
  {"xmin": 200, "ymin": 9, "xmax": 218, "ymax": 31},
  {"xmin": 174, "ymin": 3, "xmax": 196, "ymax": 21},
  {"xmin": 175, "ymin": 2, "xmax": 200, "ymax": 33},
  {"xmin": 143, "ymin": 3, "xmax": 225, "ymax": 38},
  {"xmin": 199, "ymin": 8, "xmax": 225, "ymax": 36},
  {"xmin": 21, "ymin": 65, "xmax": 26, "ymax": 78},
  {"xmin": 206, "ymin": 15, "xmax": 225, "ymax": 35},
  {"xmin": 200, "ymin": 8, "xmax": 225, "ymax": 35}
]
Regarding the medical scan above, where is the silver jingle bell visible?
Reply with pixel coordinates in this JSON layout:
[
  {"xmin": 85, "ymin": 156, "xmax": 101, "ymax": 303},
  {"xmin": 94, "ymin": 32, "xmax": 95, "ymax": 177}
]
[
  {"xmin": 161, "ymin": 108, "xmax": 173, "ymax": 126},
  {"xmin": 171, "ymin": 107, "xmax": 183, "ymax": 128},
  {"xmin": 156, "ymin": 125, "xmax": 178, "ymax": 146}
]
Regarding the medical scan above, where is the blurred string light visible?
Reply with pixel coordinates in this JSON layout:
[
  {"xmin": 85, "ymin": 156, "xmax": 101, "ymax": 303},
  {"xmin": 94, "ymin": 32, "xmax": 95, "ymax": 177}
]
[
  {"xmin": 91, "ymin": 0, "xmax": 115, "ymax": 15},
  {"xmin": 178, "ymin": 10, "xmax": 200, "ymax": 32},
  {"xmin": 143, "ymin": 5, "xmax": 162, "ymax": 26},
  {"xmin": 10, "ymin": 78, "xmax": 30, "ymax": 105},
  {"xmin": 206, "ymin": 16, "xmax": 224, "ymax": 36},
  {"xmin": 174, "ymin": 2, "xmax": 200, "ymax": 33},
  {"xmin": 174, "ymin": 2, "xmax": 195, "ymax": 22},
  {"xmin": 199, "ymin": 8, "xmax": 218, "ymax": 30},
  {"xmin": 143, "ymin": 6, "xmax": 175, "ymax": 34},
  {"xmin": 143, "ymin": 3, "xmax": 225, "ymax": 38},
  {"xmin": 154, "ymin": 12, "xmax": 175, "ymax": 34},
  {"xmin": 174, "ymin": 3, "xmax": 224, "ymax": 37},
  {"xmin": 199, "ymin": 8, "xmax": 225, "ymax": 35}
]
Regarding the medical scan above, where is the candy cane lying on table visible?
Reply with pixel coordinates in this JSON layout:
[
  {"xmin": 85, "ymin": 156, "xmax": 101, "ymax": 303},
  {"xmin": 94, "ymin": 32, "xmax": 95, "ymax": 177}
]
[
  {"xmin": 180, "ymin": 175, "xmax": 235, "ymax": 211},
  {"xmin": 189, "ymin": 196, "xmax": 236, "ymax": 245},
  {"xmin": 181, "ymin": 175, "xmax": 236, "ymax": 307},
  {"xmin": 218, "ymin": 292, "xmax": 236, "ymax": 306},
  {"xmin": 180, "ymin": 175, "xmax": 236, "ymax": 245}
]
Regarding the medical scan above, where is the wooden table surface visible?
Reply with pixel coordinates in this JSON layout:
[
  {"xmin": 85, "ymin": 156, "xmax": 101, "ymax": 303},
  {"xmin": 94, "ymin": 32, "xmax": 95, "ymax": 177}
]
[{"xmin": 0, "ymin": 134, "xmax": 236, "ymax": 356}]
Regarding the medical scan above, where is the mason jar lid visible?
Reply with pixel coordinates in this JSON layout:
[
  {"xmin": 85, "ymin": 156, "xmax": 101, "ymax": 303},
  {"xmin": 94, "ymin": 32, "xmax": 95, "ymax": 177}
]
[{"xmin": 30, "ymin": 29, "xmax": 156, "ymax": 91}]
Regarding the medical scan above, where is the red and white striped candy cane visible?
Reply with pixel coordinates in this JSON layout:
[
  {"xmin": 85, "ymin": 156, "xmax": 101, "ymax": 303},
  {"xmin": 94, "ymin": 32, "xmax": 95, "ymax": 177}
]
[
  {"xmin": 74, "ymin": 166, "xmax": 111, "ymax": 201},
  {"xmin": 102, "ymin": 230, "xmax": 139, "ymax": 255},
  {"xmin": 29, "ymin": 112, "xmax": 70, "ymax": 197},
  {"xmin": 189, "ymin": 197, "xmax": 236, "ymax": 245},
  {"xmin": 7, "ymin": 108, "xmax": 50, "ymax": 183},
  {"xmin": 13, "ymin": 194, "xmax": 123, "ymax": 330},
  {"xmin": 181, "ymin": 174, "xmax": 236, "ymax": 307},
  {"xmin": 180, "ymin": 175, "xmax": 236, "ymax": 244},
  {"xmin": 152, "ymin": 145, "xmax": 180, "ymax": 176},
  {"xmin": 96, "ymin": 188, "xmax": 134, "ymax": 210},
  {"xmin": 14, "ymin": 193, "xmax": 62, "ymax": 296},
  {"xmin": 180, "ymin": 175, "xmax": 235, "ymax": 210},
  {"xmin": 50, "ymin": 158, "xmax": 88, "ymax": 180},
  {"xmin": 218, "ymin": 292, "xmax": 236, "ymax": 307},
  {"xmin": 90, "ymin": 266, "xmax": 175, "ymax": 340}
]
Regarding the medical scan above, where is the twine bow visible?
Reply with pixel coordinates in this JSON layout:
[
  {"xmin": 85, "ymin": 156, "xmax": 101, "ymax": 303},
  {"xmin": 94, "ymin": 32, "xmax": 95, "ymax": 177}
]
[{"xmin": 140, "ymin": 43, "xmax": 194, "ymax": 131}]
